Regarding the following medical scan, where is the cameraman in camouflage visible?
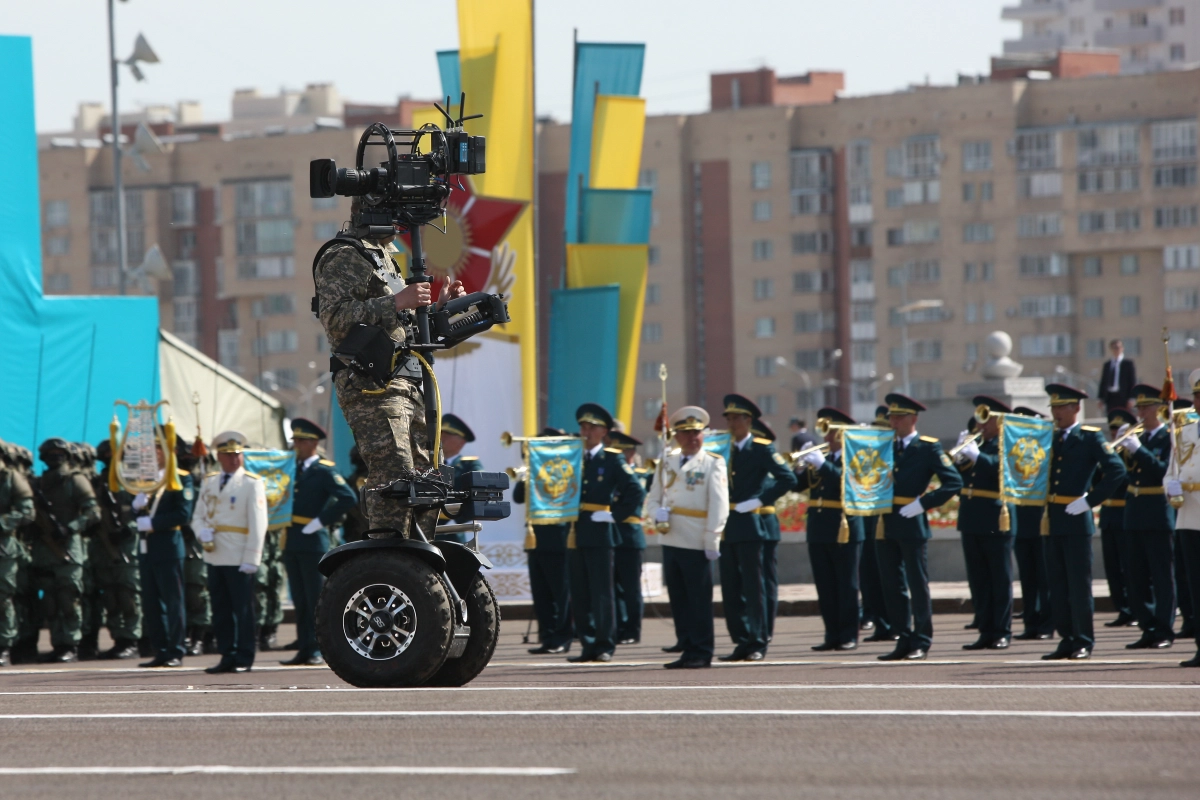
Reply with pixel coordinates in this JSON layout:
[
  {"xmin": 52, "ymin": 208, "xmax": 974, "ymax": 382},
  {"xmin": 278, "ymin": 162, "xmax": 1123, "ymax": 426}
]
[
  {"xmin": 0, "ymin": 443, "xmax": 35, "ymax": 667},
  {"xmin": 313, "ymin": 212, "xmax": 465, "ymax": 538}
]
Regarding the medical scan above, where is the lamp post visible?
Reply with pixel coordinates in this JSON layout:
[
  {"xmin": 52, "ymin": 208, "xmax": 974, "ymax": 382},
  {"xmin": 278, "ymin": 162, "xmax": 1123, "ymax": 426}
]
[
  {"xmin": 896, "ymin": 297, "xmax": 944, "ymax": 396},
  {"xmin": 107, "ymin": 0, "xmax": 159, "ymax": 295},
  {"xmin": 776, "ymin": 356, "xmax": 812, "ymax": 422}
]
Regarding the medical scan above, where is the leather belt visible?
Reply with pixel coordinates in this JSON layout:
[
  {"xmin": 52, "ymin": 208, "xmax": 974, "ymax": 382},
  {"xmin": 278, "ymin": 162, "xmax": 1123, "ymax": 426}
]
[
  {"xmin": 806, "ymin": 498, "xmax": 843, "ymax": 509},
  {"xmin": 1127, "ymin": 486, "xmax": 1165, "ymax": 496},
  {"xmin": 1046, "ymin": 494, "xmax": 1082, "ymax": 505},
  {"xmin": 580, "ymin": 503, "xmax": 611, "ymax": 512},
  {"xmin": 728, "ymin": 504, "xmax": 777, "ymax": 514},
  {"xmin": 893, "ymin": 496, "xmax": 918, "ymax": 505},
  {"xmin": 960, "ymin": 488, "xmax": 1001, "ymax": 500},
  {"xmin": 213, "ymin": 525, "xmax": 248, "ymax": 534},
  {"xmin": 1102, "ymin": 499, "xmax": 1127, "ymax": 507},
  {"xmin": 670, "ymin": 507, "xmax": 708, "ymax": 519}
]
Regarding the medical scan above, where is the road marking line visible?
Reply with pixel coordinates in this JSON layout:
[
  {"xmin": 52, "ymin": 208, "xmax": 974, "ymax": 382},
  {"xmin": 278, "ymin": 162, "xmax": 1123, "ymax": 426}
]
[
  {"xmin": 2, "ymin": 710, "xmax": 1198, "ymax": 720},
  {"xmin": 0, "ymin": 765, "xmax": 574, "ymax": 777}
]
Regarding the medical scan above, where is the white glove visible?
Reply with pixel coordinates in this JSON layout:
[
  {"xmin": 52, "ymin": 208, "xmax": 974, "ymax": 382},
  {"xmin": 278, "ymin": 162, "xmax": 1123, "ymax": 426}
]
[
  {"xmin": 238, "ymin": 563, "xmax": 259, "ymax": 574},
  {"xmin": 1065, "ymin": 497, "xmax": 1091, "ymax": 516},
  {"xmin": 135, "ymin": 516, "xmax": 153, "ymax": 533},
  {"xmin": 899, "ymin": 499, "xmax": 924, "ymax": 518},
  {"xmin": 1122, "ymin": 436, "xmax": 1141, "ymax": 455},
  {"xmin": 734, "ymin": 498, "xmax": 763, "ymax": 514},
  {"xmin": 704, "ymin": 549, "xmax": 720, "ymax": 561},
  {"xmin": 1166, "ymin": 479, "xmax": 1184, "ymax": 497},
  {"xmin": 802, "ymin": 450, "xmax": 825, "ymax": 468},
  {"xmin": 957, "ymin": 440, "xmax": 980, "ymax": 463},
  {"xmin": 954, "ymin": 430, "xmax": 972, "ymax": 447},
  {"xmin": 301, "ymin": 518, "xmax": 323, "ymax": 534},
  {"xmin": 654, "ymin": 507, "xmax": 671, "ymax": 523},
  {"xmin": 1116, "ymin": 423, "xmax": 1131, "ymax": 438},
  {"xmin": 590, "ymin": 510, "xmax": 615, "ymax": 524},
  {"xmin": 131, "ymin": 493, "xmax": 149, "ymax": 511},
  {"xmin": 197, "ymin": 527, "xmax": 215, "ymax": 544}
]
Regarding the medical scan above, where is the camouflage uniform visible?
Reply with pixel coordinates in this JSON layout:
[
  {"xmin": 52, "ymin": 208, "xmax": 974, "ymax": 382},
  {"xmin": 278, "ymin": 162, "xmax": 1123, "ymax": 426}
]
[
  {"xmin": 90, "ymin": 467, "xmax": 142, "ymax": 652},
  {"xmin": 253, "ymin": 528, "xmax": 286, "ymax": 648},
  {"xmin": 0, "ymin": 451, "xmax": 36, "ymax": 664},
  {"xmin": 314, "ymin": 238, "xmax": 435, "ymax": 537}
]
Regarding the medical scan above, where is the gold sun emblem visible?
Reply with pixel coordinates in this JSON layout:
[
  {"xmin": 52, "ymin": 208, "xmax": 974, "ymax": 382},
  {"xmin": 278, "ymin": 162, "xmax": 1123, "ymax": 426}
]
[
  {"xmin": 849, "ymin": 448, "xmax": 892, "ymax": 492},
  {"xmin": 537, "ymin": 457, "xmax": 577, "ymax": 501},
  {"xmin": 423, "ymin": 205, "xmax": 476, "ymax": 282},
  {"xmin": 1008, "ymin": 437, "xmax": 1047, "ymax": 483}
]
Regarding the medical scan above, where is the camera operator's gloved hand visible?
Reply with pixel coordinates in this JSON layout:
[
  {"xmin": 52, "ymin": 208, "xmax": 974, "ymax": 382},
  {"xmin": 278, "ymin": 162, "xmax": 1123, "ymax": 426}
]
[
  {"xmin": 734, "ymin": 498, "xmax": 763, "ymax": 514},
  {"xmin": 1166, "ymin": 479, "xmax": 1184, "ymax": 497},
  {"xmin": 899, "ymin": 499, "xmax": 925, "ymax": 519},
  {"xmin": 802, "ymin": 450, "xmax": 825, "ymax": 469},
  {"xmin": 301, "ymin": 518, "xmax": 323, "ymax": 534},
  {"xmin": 1065, "ymin": 497, "xmax": 1092, "ymax": 516},
  {"xmin": 238, "ymin": 563, "xmax": 259, "ymax": 575},
  {"xmin": 654, "ymin": 507, "xmax": 671, "ymax": 523},
  {"xmin": 197, "ymin": 527, "xmax": 215, "ymax": 544},
  {"xmin": 438, "ymin": 279, "xmax": 467, "ymax": 308},
  {"xmin": 704, "ymin": 549, "xmax": 720, "ymax": 562},
  {"xmin": 590, "ymin": 510, "xmax": 615, "ymax": 524},
  {"xmin": 1122, "ymin": 436, "xmax": 1141, "ymax": 455},
  {"xmin": 131, "ymin": 493, "xmax": 149, "ymax": 511},
  {"xmin": 393, "ymin": 282, "xmax": 431, "ymax": 311},
  {"xmin": 136, "ymin": 516, "xmax": 154, "ymax": 533}
]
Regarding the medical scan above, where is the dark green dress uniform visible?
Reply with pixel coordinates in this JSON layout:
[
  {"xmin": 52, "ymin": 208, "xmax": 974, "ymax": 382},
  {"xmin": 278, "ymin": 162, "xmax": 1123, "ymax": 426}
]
[
  {"xmin": 751, "ymin": 420, "xmax": 786, "ymax": 640},
  {"xmin": 719, "ymin": 395, "xmax": 798, "ymax": 659},
  {"xmin": 610, "ymin": 431, "xmax": 648, "ymax": 644},
  {"xmin": 878, "ymin": 394, "xmax": 963, "ymax": 659},
  {"xmin": 1099, "ymin": 410, "xmax": 1135, "ymax": 627},
  {"xmin": 1041, "ymin": 384, "xmax": 1127, "ymax": 659},
  {"xmin": 795, "ymin": 408, "xmax": 863, "ymax": 649},
  {"xmin": 515, "ymin": 437, "xmax": 575, "ymax": 653},
  {"xmin": 138, "ymin": 474, "xmax": 195, "ymax": 664},
  {"xmin": 955, "ymin": 396, "xmax": 1017, "ymax": 649},
  {"xmin": 1122, "ymin": 386, "xmax": 1177, "ymax": 647},
  {"xmin": 0, "ymin": 460, "xmax": 35, "ymax": 665},
  {"xmin": 1011, "ymin": 407, "xmax": 1053, "ymax": 640},
  {"xmin": 569, "ymin": 404, "xmax": 646, "ymax": 661}
]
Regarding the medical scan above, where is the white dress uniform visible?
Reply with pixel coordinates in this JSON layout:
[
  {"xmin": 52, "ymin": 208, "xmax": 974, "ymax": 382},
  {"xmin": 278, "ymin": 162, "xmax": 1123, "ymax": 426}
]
[
  {"xmin": 650, "ymin": 450, "xmax": 729, "ymax": 551},
  {"xmin": 1170, "ymin": 419, "xmax": 1200, "ymax": 531},
  {"xmin": 193, "ymin": 467, "xmax": 268, "ymax": 568}
]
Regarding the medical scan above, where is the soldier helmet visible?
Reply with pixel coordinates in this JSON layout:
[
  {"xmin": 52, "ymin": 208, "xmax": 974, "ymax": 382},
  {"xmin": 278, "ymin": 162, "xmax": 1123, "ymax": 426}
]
[
  {"xmin": 39, "ymin": 438, "xmax": 71, "ymax": 458},
  {"xmin": 96, "ymin": 439, "xmax": 113, "ymax": 464},
  {"xmin": 175, "ymin": 436, "xmax": 198, "ymax": 471}
]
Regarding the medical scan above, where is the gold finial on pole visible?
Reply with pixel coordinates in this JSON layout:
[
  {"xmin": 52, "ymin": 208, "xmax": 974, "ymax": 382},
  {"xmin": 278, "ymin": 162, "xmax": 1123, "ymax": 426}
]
[{"xmin": 654, "ymin": 363, "xmax": 671, "ymax": 534}]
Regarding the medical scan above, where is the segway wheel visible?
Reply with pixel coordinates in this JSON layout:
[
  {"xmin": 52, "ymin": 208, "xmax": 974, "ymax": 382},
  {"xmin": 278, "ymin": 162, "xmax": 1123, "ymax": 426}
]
[
  {"xmin": 423, "ymin": 573, "xmax": 501, "ymax": 687},
  {"xmin": 316, "ymin": 551, "xmax": 454, "ymax": 687}
]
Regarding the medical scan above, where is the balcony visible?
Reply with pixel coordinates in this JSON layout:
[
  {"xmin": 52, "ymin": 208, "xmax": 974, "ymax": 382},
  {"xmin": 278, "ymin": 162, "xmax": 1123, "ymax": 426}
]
[
  {"xmin": 1096, "ymin": 25, "xmax": 1164, "ymax": 48},
  {"xmin": 1001, "ymin": 1, "xmax": 1065, "ymax": 21},
  {"xmin": 851, "ymin": 322, "xmax": 877, "ymax": 341},
  {"xmin": 1094, "ymin": 0, "xmax": 1163, "ymax": 11},
  {"xmin": 850, "ymin": 282, "xmax": 876, "ymax": 301},
  {"xmin": 1003, "ymin": 33, "xmax": 1065, "ymax": 55}
]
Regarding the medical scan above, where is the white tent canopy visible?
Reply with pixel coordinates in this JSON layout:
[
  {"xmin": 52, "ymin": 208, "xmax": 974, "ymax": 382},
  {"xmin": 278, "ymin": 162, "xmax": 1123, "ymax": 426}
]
[{"xmin": 159, "ymin": 329, "xmax": 286, "ymax": 450}]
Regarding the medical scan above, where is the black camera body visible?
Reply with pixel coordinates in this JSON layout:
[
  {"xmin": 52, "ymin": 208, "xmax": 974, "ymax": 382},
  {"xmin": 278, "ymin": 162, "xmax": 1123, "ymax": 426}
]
[{"xmin": 380, "ymin": 467, "xmax": 511, "ymax": 523}]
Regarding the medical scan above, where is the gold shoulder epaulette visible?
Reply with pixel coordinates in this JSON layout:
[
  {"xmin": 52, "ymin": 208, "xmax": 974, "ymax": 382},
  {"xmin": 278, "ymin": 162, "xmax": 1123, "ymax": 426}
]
[
  {"xmin": 460, "ymin": 456, "xmax": 479, "ymax": 462},
  {"xmin": 753, "ymin": 437, "xmax": 773, "ymax": 446},
  {"xmin": 1081, "ymin": 425, "xmax": 1101, "ymax": 432},
  {"xmin": 920, "ymin": 435, "xmax": 939, "ymax": 443},
  {"xmin": 205, "ymin": 471, "xmax": 219, "ymax": 478},
  {"xmin": 319, "ymin": 459, "xmax": 336, "ymax": 467},
  {"xmin": 244, "ymin": 471, "xmax": 262, "ymax": 480},
  {"xmin": 604, "ymin": 447, "xmax": 623, "ymax": 454}
]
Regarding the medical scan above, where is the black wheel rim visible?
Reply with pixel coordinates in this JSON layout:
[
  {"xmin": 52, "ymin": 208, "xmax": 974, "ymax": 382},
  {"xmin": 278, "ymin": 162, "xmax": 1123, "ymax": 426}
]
[{"xmin": 343, "ymin": 583, "xmax": 416, "ymax": 661}]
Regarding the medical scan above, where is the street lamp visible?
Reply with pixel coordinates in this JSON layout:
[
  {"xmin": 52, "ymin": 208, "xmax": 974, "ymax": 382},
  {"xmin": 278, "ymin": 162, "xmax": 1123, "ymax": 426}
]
[
  {"xmin": 108, "ymin": 0, "xmax": 160, "ymax": 295},
  {"xmin": 896, "ymin": 298, "xmax": 944, "ymax": 396},
  {"xmin": 775, "ymin": 356, "xmax": 812, "ymax": 421}
]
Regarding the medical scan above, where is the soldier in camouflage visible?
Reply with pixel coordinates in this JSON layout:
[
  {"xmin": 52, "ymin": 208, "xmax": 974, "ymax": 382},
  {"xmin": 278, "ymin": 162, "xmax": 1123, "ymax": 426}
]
[
  {"xmin": 313, "ymin": 220, "xmax": 464, "ymax": 537},
  {"xmin": 0, "ymin": 442, "xmax": 36, "ymax": 667},
  {"xmin": 91, "ymin": 440, "xmax": 143, "ymax": 659}
]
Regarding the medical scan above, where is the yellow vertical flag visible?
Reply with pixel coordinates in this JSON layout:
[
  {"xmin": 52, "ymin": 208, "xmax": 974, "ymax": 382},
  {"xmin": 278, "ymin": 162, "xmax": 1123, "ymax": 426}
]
[
  {"xmin": 589, "ymin": 95, "xmax": 646, "ymax": 190},
  {"xmin": 566, "ymin": 244, "xmax": 649, "ymax": 428},
  {"xmin": 457, "ymin": 0, "xmax": 538, "ymax": 435}
]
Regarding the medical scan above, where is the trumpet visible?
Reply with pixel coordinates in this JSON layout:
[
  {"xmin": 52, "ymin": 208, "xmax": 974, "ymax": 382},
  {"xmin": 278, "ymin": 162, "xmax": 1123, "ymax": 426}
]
[
  {"xmin": 505, "ymin": 464, "xmax": 528, "ymax": 480},
  {"xmin": 499, "ymin": 431, "xmax": 527, "ymax": 447},
  {"xmin": 947, "ymin": 432, "xmax": 982, "ymax": 459},
  {"xmin": 787, "ymin": 442, "xmax": 831, "ymax": 467},
  {"xmin": 1111, "ymin": 422, "xmax": 1145, "ymax": 452},
  {"xmin": 814, "ymin": 418, "xmax": 870, "ymax": 436}
]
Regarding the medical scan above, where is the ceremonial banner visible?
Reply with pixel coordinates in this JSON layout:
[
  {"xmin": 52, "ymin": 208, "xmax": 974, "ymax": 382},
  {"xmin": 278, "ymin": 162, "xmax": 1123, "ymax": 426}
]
[
  {"xmin": 243, "ymin": 449, "xmax": 296, "ymax": 529},
  {"xmin": 526, "ymin": 438, "xmax": 584, "ymax": 525},
  {"xmin": 702, "ymin": 430, "xmax": 731, "ymax": 463},
  {"xmin": 998, "ymin": 414, "xmax": 1053, "ymax": 505},
  {"xmin": 841, "ymin": 428, "xmax": 895, "ymax": 516}
]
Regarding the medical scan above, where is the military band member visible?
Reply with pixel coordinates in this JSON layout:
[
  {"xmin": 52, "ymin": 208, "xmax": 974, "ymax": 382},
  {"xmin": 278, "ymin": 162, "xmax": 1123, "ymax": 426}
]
[
  {"xmin": 1041, "ymin": 384, "xmax": 1127, "ymax": 660},
  {"xmin": 607, "ymin": 430, "xmax": 647, "ymax": 645},
  {"xmin": 953, "ymin": 396, "xmax": 1016, "ymax": 650},
  {"xmin": 438, "ymin": 413, "xmax": 483, "ymax": 543},
  {"xmin": 877, "ymin": 394, "xmax": 963, "ymax": 661},
  {"xmin": 1099, "ymin": 409, "xmax": 1137, "ymax": 629},
  {"xmin": 567, "ymin": 404, "xmax": 646, "ymax": 663},
  {"xmin": 0, "ymin": 443, "xmax": 35, "ymax": 667},
  {"xmin": 516, "ymin": 428, "xmax": 575, "ymax": 655},
  {"xmin": 1166, "ymin": 369, "xmax": 1200, "ymax": 667},
  {"xmin": 193, "ymin": 431, "xmax": 268, "ymax": 673},
  {"xmin": 649, "ymin": 406, "xmax": 728, "ymax": 668},
  {"xmin": 1011, "ymin": 407, "xmax": 1054, "ymax": 640},
  {"xmin": 795, "ymin": 408, "xmax": 863, "ymax": 651},
  {"xmin": 860, "ymin": 405, "xmax": 897, "ymax": 642},
  {"xmin": 280, "ymin": 419, "xmax": 357, "ymax": 666},
  {"xmin": 1120, "ymin": 384, "xmax": 1176, "ymax": 649},
  {"xmin": 750, "ymin": 420, "xmax": 786, "ymax": 641},
  {"xmin": 718, "ymin": 395, "xmax": 797, "ymax": 662}
]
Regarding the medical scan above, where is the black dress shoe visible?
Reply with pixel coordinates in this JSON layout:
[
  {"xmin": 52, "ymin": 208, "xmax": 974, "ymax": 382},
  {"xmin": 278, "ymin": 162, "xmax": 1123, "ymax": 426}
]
[
  {"xmin": 617, "ymin": 637, "xmax": 639, "ymax": 645},
  {"xmin": 1105, "ymin": 612, "xmax": 1137, "ymax": 628},
  {"xmin": 1126, "ymin": 637, "xmax": 1154, "ymax": 650},
  {"xmin": 593, "ymin": 652, "xmax": 613, "ymax": 663},
  {"xmin": 877, "ymin": 646, "xmax": 910, "ymax": 662},
  {"xmin": 205, "ymin": 662, "xmax": 236, "ymax": 674},
  {"xmin": 904, "ymin": 648, "xmax": 928, "ymax": 660},
  {"xmin": 987, "ymin": 637, "xmax": 1011, "ymax": 650},
  {"xmin": 0, "ymin": 648, "xmax": 9, "ymax": 667},
  {"xmin": 53, "ymin": 648, "xmax": 79, "ymax": 663},
  {"xmin": 860, "ymin": 620, "xmax": 875, "ymax": 632},
  {"xmin": 280, "ymin": 639, "xmax": 301, "ymax": 651},
  {"xmin": 1150, "ymin": 638, "xmax": 1173, "ymax": 649},
  {"xmin": 836, "ymin": 642, "xmax": 858, "ymax": 651},
  {"xmin": 864, "ymin": 631, "xmax": 900, "ymax": 643},
  {"xmin": 664, "ymin": 657, "xmax": 711, "ymax": 669},
  {"xmin": 662, "ymin": 643, "xmax": 684, "ymax": 653},
  {"xmin": 1041, "ymin": 648, "xmax": 1071, "ymax": 661},
  {"xmin": 718, "ymin": 649, "xmax": 749, "ymax": 662},
  {"xmin": 1067, "ymin": 648, "xmax": 1091, "ymax": 660},
  {"xmin": 964, "ymin": 622, "xmax": 979, "ymax": 630},
  {"xmin": 1179, "ymin": 653, "xmax": 1200, "ymax": 667},
  {"xmin": 962, "ymin": 638, "xmax": 989, "ymax": 651},
  {"xmin": 528, "ymin": 644, "xmax": 569, "ymax": 655},
  {"xmin": 744, "ymin": 650, "xmax": 764, "ymax": 661},
  {"xmin": 1015, "ymin": 631, "xmax": 1051, "ymax": 640},
  {"xmin": 1180, "ymin": 623, "xmax": 1195, "ymax": 639},
  {"xmin": 567, "ymin": 653, "xmax": 594, "ymax": 663},
  {"xmin": 811, "ymin": 642, "xmax": 836, "ymax": 652},
  {"xmin": 139, "ymin": 657, "xmax": 170, "ymax": 668}
]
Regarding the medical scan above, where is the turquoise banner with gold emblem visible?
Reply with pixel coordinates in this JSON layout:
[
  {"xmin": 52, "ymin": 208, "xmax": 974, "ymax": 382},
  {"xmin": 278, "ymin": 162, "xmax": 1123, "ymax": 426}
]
[
  {"xmin": 842, "ymin": 428, "xmax": 895, "ymax": 516},
  {"xmin": 702, "ymin": 430, "xmax": 731, "ymax": 463},
  {"xmin": 998, "ymin": 415, "xmax": 1052, "ymax": 505},
  {"xmin": 527, "ymin": 438, "xmax": 583, "ymax": 525},
  {"xmin": 244, "ymin": 449, "xmax": 296, "ymax": 529}
]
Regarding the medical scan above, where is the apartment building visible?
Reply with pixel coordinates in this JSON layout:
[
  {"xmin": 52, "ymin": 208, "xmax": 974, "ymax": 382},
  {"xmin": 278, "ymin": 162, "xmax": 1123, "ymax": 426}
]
[{"xmin": 1002, "ymin": 0, "xmax": 1200, "ymax": 73}]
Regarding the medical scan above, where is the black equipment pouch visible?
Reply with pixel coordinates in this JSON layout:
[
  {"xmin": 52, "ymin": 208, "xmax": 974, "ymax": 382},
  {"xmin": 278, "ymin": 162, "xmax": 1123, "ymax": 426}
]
[{"xmin": 332, "ymin": 324, "xmax": 401, "ymax": 386}]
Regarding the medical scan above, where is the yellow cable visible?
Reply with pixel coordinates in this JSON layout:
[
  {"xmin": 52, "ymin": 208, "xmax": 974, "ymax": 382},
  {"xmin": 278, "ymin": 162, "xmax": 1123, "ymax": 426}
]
[{"xmin": 411, "ymin": 351, "xmax": 442, "ymax": 463}]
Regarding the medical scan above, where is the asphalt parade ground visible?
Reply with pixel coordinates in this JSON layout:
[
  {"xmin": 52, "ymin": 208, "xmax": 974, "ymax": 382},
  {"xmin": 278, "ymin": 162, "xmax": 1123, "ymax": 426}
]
[{"xmin": 2, "ymin": 612, "xmax": 1197, "ymax": 799}]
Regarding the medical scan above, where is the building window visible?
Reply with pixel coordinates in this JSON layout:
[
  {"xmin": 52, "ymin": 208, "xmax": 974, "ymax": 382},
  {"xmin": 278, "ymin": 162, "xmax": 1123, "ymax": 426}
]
[
  {"xmin": 1079, "ymin": 167, "xmax": 1139, "ymax": 193},
  {"xmin": 902, "ymin": 220, "xmax": 940, "ymax": 244},
  {"xmin": 1015, "ymin": 130, "xmax": 1060, "ymax": 171},
  {"xmin": 1125, "ymin": 337, "xmax": 1142, "ymax": 357},
  {"xmin": 1019, "ymin": 172, "xmax": 1063, "ymax": 198},
  {"xmin": 1019, "ymin": 253, "xmax": 1067, "ymax": 278},
  {"xmin": 1165, "ymin": 245, "xmax": 1200, "ymax": 271},
  {"xmin": 794, "ymin": 311, "xmax": 835, "ymax": 333},
  {"xmin": 756, "ymin": 395, "xmax": 777, "ymax": 415},
  {"xmin": 962, "ymin": 141, "xmax": 992, "ymax": 172},
  {"xmin": 237, "ymin": 256, "xmax": 295, "ymax": 280},
  {"xmin": 962, "ymin": 183, "xmax": 974, "ymax": 202},
  {"xmin": 312, "ymin": 221, "xmax": 340, "ymax": 241},
  {"xmin": 1019, "ymin": 295, "xmax": 1073, "ymax": 318},
  {"xmin": 888, "ymin": 260, "xmax": 940, "ymax": 286},
  {"xmin": 1018, "ymin": 213, "xmax": 1062, "ymax": 238},
  {"xmin": 903, "ymin": 180, "xmax": 940, "ymax": 205},
  {"xmin": 980, "ymin": 181, "xmax": 993, "ymax": 201},
  {"xmin": 312, "ymin": 196, "xmax": 339, "ymax": 210},
  {"xmin": 885, "ymin": 188, "xmax": 904, "ymax": 208},
  {"xmin": 177, "ymin": 230, "xmax": 197, "ymax": 259},
  {"xmin": 792, "ymin": 269, "xmax": 832, "ymax": 293},
  {"xmin": 963, "ymin": 222, "xmax": 994, "ymax": 243},
  {"xmin": 1081, "ymin": 255, "xmax": 1102, "ymax": 276},
  {"xmin": 851, "ymin": 260, "xmax": 873, "ymax": 284},
  {"xmin": 754, "ymin": 317, "xmax": 776, "ymax": 338},
  {"xmin": 1170, "ymin": 7, "xmax": 1185, "ymax": 25},
  {"xmin": 46, "ymin": 235, "xmax": 70, "ymax": 256},
  {"xmin": 251, "ymin": 295, "xmax": 295, "ymax": 318},
  {"xmin": 1152, "ymin": 120, "xmax": 1197, "ymax": 163},
  {"xmin": 965, "ymin": 303, "xmax": 977, "ymax": 324},
  {"xmin": 795, "ymin": 349, "xmax": 831, "ymax": 370},
  {"xmin": 1117, "ymin": 254, "xmax": 1138, "ymax": 275},
  {"xmin": 1121, "ymin": 295, "xmax": 1141, "ymax": 317},
  {"xmin": 1086, "ymin": 338, "xmax": 1106, "ymax": 359},
  {"xmin": 754, "ymin": 356, "xmax": 776, "ymax": 378},
  {"xmin": 852, "ymin": 302, "xmax": 874, "ymax": 323},
  {"xmin": 640, "ymin": 361, "xmax": 661, "ymax": 381},
  {"xmin": 850, "ymin": 225, "xmax": 872, "ymax": 247},
  {"xmin": 642, "ymin": 322, "xmax": 663, "ymax": 343},
  {"xmin": 237, "ymin": 219, "xmax": 294, "ymax": 256},
  {"xmin": 639, "ymin": 169, "xmax": 658, "ymax": 191},
  {"xmin": 1156, "ymin": 205, "xmax": 1199, "ymax": 229},
  {"xmin": 645, "ymin": 283, "xmax": 662, "ymax": 305},
  {"xmin": 44, "ymin": 200, "xmax": 70, "ymax": 228},
  {"xmin": 1155, "ymin": 164, "xmax": 1198, "ymax": 188},
  {"xmin": 752, "ymin": 201, "xmax": 772, "ymax": 222},
  {"xmin": 792, "ymin": 231, "xmax": 831, "ymax": 254},
  {"xmin": 235, "ymin": 180, "xmax": 292, "ymax": 218},
  {"xmin": 903, "ymin": 136, "xmax": 940, "ymax": 179},
  {"xmin": 790, "ymin": 150, "xmax": 833, "ymax": 215},
  {"xmin": 251, "ymin": 329, "xmax": 298, "ymax": 356},
  {"xmin": 1166, "ymin": 287, "xmax": 1200, "ymax": 311},
  {"xmin": 172, "ymin": 261, "xmax": 197, "ymax": 296},
  {"xmin": 1171, "ymin": 44, "xmax": 1187, "ymax": 62},
  {"xmin": 45, "ymin": 273, "xmax": 70, "ymax": 292},
  {"xmin": 890, "ymin": 340, "xmax": 942, "ymax": 366},
  {"xmin": 753, "ymin": 279, "xmax": 774, "ymax": 301},
  {"xmin": 1077, "ymin": 125, "xmax": 1139, "ymax": 167},
  {"xmin": 1078, "ymin": 209, "xmax": 1141, "ymax": 234},
  {"xmin": 751, "ymin": 162, "xmax": 771, "ymax": 190},
  {"xmin": 1020, "ymin": 334, "xmax": 1072, "ymax": 357},
  {"xmin": 1083, "ymin": 297, "xmax": 1103, "ymax": 318},
  {"xmin": 889, "ymin": 304, "xmax": 949, "ymax": 325},
  {"xmin": 752, "ymin": 240, "xmax": 774, "ymax": 261},
  {"xmin": 648, "ymin": 245, "xmax": 660, "ymax": 266},
  {"xmin": 908, "ymin": 380, "xmax": 943, "ymax": 401},
  {"xmin": 963, "ymin": 261, "xmax": 995, "ymax": 283},
  {"xmin": 642, "ymin": 398, "xmax": 661, "ymax": 420},
  {"xmin": 170, "ymin": 186, "xmax": 196, "ymax": 226}
]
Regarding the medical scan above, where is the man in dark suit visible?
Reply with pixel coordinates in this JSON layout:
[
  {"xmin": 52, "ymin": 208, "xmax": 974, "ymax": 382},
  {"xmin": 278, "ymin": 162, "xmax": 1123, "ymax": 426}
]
[
  {"xmin": 789, "ymin": 418, "xmax": 818, "ymax": 455},
  {"xmin": 1098, "ymin": 339, "xmax": 1137, "ymax": 412}
]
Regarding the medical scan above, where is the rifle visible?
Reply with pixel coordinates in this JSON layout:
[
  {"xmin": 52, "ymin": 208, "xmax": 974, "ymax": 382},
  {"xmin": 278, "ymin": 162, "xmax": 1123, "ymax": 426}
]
[{"xmin": 29, "ymin": 482, "xmax": 70, "ymax": 563}]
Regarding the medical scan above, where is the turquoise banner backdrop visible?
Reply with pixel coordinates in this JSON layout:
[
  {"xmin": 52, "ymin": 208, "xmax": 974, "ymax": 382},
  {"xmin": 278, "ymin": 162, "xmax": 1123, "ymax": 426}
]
[
  {"xmin": 546, "ymin": 286, "xmax": 620, "ymax": 432},
  {"xmin": 526, "ymin": 437, "xmax": 583, "ymax": 525},
  {"xmin": 243, "ymin": 449, "xmax": 296, "ymax": 529},
  {"xmin": 702, "ymin": 430, "xmax": 731, "ymax": 463},
  {"xmin": 999, "ymin": 415, "xmax": 1053, "ymax": 505},
  {"xmin": 842, "ymin": 428, "xmax": 895, "ymax": 517},
  {"xmin": 580, "ymin": 188, "xmax": 654, "ymax": 244}
]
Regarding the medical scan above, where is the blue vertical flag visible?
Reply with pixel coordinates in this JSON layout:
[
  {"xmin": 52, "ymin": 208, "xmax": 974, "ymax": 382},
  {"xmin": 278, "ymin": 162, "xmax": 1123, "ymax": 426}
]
[
  {"xmin": 841, "ymin": 428, "xmax": 895, "ymax": 517},
  {"xmin": 526, "ymin": 437, "xmax": 584, "ymax": 525},
  {"xmin": 702, "ymin": 430, "xmax": 731, "ymax": 463},
  {"xmin": 244, "ymin": 449, "xmax": 296, "ymax": 529},
  {"xmin": 998, "ymin": 415, "xmax": 1053, "ymax": 506}
]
